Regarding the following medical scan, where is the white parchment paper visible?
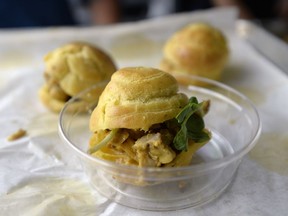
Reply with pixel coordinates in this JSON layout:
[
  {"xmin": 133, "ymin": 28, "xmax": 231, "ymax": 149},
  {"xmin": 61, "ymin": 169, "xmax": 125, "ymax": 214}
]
[{"xmin": 0, "ymin": 7, "xmax": 288, "ymax": 216}]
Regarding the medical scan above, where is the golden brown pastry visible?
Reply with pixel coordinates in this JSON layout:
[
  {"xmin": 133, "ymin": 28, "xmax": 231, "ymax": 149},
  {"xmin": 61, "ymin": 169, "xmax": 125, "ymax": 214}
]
[
  {"xmin": 39, "ymin": 42, "xmax": 117, "ymax": 112},
  {"xmin": 90, "ymin": 67, "xmax": 188, "ymax": 132},
  {"xmin": 88, "ymin": 67, "xmax": 211, "ymax": 173},
  {"xmin": 160, "ymin": 23, "xmax": 229, "ymax": 81}
]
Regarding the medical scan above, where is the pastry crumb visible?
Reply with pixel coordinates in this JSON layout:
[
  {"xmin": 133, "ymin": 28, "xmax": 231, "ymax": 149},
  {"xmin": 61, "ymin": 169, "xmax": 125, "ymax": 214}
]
[{"xmin": 7, "ymin": 129, "xmax": 27, "ymax": 141}]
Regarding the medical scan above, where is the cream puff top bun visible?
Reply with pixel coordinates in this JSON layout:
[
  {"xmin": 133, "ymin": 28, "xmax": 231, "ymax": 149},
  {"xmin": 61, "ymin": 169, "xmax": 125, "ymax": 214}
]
[{"xmin": 90, "ymin": 67, "xmax": 188, "ymax": 132}]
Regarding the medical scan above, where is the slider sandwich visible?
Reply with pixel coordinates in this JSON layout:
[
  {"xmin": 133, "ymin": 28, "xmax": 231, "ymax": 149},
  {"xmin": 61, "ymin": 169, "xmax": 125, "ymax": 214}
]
[{"xmin": 89, "ymin": 67, "xmax": 211, "ymax": 168}]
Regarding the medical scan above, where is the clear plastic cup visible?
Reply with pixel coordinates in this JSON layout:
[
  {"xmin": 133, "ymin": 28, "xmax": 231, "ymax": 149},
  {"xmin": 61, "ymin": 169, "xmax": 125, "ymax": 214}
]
[{"xmin": 58, "ymin": 75, "xmax": 261, "ymax": 211}]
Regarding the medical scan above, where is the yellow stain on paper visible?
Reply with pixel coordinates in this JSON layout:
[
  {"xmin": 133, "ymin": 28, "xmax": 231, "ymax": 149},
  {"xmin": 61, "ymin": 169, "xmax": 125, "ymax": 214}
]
[
  {"xmin": 110, "ymin": 33, "xmax": 163, "ymax": 60},
  {"xmin": 235, "ymin": 87, "xmax": 266, "ymax": 105},
  {"xmin": 0, "ymin": 178, "xmax": 107, "ymax": 216},
  {"xmin": 249, "ymin": 132, "xmax": 288, "ymax": 176},
  {"xmin": 0, "ymin": 50, "xmax": 35, "ymax": 70}
]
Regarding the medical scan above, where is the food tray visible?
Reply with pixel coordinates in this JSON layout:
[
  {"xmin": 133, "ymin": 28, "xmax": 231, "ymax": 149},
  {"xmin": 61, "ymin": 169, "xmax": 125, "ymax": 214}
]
[{"xmin": 0, "ymin": 7, "xmax": 288, "ymax": 216}]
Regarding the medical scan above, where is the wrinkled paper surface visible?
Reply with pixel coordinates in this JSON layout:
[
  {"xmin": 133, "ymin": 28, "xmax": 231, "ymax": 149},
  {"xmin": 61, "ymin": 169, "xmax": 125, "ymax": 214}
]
[{"xmin": 1, "ymin": 7, "xmax": 288, "ymax": 216}]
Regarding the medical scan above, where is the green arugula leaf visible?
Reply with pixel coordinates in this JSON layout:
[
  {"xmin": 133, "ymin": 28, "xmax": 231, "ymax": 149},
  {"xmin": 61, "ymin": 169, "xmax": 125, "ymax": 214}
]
[
  {"xmin": 175, "ymin": 97, "xmax": 199, "ymax": 123},
  {"xmin": 176, "ymin": 106, "xmax": 192, "ymax": 124},
  {"xmin": 187, "ymin": 130, "xmax": 211, "ymax": 143},
  {"xmin": 189, "ymin": 96, "xmax": 199, "ymax": 104},
  {"xmin": 173, "ymin": 124, "xmax": 188, "ymax": 151},
  {"xmin": 173, "ymin": 97, "xmax": 210, "ymax": 151},
  {"xmin": 186, "ymin": 114, "xmax": 204, "ymax": 132}
]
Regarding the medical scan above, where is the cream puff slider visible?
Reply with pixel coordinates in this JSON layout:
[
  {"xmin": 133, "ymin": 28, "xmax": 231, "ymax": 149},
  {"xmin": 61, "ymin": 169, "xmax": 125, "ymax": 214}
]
[{"xmin": 88, "ymin": 67, "xmax": 211, "ymax": 170}]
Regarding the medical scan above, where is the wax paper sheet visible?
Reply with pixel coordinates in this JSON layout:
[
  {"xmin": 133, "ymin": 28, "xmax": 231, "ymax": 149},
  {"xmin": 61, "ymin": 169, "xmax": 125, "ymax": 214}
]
[{"xmin": 0, "ymin": 7, "xmax": 288, "ymax": 216}]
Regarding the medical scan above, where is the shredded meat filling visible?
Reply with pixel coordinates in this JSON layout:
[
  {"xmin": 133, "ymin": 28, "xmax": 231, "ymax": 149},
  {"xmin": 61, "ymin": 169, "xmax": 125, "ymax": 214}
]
[
  {"xmin": 133, "ymin": 133, "xmax": 176, "ymax": 167},
  {"xmin": 90, "ymin": 125, "xmax": 178, "ymax": 167}
]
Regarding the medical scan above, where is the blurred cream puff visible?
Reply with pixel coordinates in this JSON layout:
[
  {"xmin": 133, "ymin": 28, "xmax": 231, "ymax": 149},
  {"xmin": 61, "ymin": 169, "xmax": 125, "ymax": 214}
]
[
  {"xmin": 160, "ymin": 23, "xmax": 229, "ymax": 81},
  {"xmin": 39, "ymin": 42, "xmax": 117, "ymax": 112}
]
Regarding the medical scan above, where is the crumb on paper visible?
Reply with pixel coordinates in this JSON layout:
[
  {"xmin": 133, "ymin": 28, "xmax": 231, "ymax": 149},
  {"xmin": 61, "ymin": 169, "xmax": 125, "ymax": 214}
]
[{"xmin": 7, "ymin": 129, "xmax": 27, "ymax": 141}]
